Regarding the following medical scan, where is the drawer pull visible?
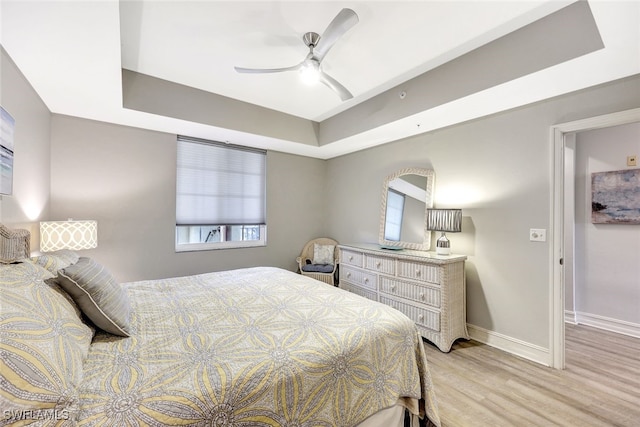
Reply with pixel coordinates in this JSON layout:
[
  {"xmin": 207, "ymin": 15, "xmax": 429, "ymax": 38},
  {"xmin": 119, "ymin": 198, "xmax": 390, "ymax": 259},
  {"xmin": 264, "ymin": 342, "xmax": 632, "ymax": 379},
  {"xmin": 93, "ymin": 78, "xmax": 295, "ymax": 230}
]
[
  {"xmin": 390, "ymin": 284, "xmax": 396, "ymax": 291},
  {"xmin": 418, "ymin": 314, "xmax": 424, "ymax": 321},
  {"xmin": 376, "ymin": 261, "xmax": 381, "ymax": 268},
  {"xmin": 420, "ymin": 292, "xmax": 425, "ymax": 300},
  {"xmin": 346, "ymin": 272, "xmax": 351, "ymax": 278},
  {"xmin": 416, "ymin": 270, "xmax": 421, "ymax": 277},
  {"xmin": 364, "ymin": 278, "xmax": 369, "ymax": 283},
  {"xmin": 349, "ymin": 255, "xmax": 354, "ymax": 261}
]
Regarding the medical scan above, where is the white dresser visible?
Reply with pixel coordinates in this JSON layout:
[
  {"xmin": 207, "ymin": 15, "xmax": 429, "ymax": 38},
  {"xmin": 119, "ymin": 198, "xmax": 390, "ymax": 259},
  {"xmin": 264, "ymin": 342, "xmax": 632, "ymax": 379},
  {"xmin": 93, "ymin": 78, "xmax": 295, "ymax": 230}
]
[{"xmin": 338, "ymin": 243, "xmax": 468, "ymax": 352}]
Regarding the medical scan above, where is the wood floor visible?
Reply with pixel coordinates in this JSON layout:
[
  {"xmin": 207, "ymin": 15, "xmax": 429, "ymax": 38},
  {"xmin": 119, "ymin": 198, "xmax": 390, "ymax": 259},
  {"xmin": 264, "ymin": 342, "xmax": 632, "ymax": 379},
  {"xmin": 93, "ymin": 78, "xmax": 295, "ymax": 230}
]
[{"xmin": 423, "ymin": 324, "xmax": 640, "ymax": 426}]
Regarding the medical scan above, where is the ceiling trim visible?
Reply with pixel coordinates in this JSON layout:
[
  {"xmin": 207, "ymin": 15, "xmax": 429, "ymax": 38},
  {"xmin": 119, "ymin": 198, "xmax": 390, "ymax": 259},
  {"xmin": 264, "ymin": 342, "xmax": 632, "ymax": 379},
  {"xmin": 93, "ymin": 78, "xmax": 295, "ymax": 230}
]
[
  {"xmin": 121, "ymin": 1, "xmax": 604, "ymax": 154},
  {"xmin": 319, "ymin": 0, "xmax": 603, "ymax": 145},
  {"xmin": 122, "ymin": 69, "xmax": 320, "ymax": 146}
]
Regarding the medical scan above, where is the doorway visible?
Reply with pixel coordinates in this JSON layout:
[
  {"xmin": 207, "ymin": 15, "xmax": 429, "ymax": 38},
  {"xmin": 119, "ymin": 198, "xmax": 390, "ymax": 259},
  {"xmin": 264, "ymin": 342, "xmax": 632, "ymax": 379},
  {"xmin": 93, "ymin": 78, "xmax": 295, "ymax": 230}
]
[{"xmin": 551, "ymin": 107, "xmax": 640, "ymax": 369}]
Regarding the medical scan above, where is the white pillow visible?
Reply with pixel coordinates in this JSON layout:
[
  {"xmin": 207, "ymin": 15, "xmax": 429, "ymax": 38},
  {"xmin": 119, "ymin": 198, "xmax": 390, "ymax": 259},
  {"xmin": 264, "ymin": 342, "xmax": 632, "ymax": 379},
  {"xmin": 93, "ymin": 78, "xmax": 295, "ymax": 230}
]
[{"xmin": 313, "ymin": 244, "xmax": 335, "ymax": 265}]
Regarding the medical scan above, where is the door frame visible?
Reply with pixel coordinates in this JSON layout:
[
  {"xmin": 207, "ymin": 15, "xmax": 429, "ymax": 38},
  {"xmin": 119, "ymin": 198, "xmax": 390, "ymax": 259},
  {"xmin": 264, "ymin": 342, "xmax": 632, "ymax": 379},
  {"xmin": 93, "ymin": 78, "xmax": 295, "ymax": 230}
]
[{"xmin": 550, "ymin": 107, "xmax": 640, "ymax": 369}]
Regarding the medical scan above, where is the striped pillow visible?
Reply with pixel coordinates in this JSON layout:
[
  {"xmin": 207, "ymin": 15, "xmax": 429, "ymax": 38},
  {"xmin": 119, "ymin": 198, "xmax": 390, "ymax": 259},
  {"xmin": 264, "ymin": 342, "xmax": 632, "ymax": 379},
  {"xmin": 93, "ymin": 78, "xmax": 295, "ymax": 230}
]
[{"xmin": 58, "ymin": 257, "xmax": 131, "ymax": 337}]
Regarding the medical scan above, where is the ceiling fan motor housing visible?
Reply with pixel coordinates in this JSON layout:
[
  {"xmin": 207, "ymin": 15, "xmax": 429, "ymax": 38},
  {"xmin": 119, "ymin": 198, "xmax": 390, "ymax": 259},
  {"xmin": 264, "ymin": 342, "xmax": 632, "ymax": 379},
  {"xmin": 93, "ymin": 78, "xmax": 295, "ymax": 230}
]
[{"xmin": 303, "ymin": 32, "xmax": 321, "ymax": 48}]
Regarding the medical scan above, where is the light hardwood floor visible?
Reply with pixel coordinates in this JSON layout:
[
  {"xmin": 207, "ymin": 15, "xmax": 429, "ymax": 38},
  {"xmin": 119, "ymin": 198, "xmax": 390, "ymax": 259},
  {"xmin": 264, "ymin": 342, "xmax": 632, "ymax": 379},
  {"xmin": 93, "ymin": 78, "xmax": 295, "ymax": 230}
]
[{"xmin": 423, "ymin": 324, "xmax": 640, "ymax": 426}]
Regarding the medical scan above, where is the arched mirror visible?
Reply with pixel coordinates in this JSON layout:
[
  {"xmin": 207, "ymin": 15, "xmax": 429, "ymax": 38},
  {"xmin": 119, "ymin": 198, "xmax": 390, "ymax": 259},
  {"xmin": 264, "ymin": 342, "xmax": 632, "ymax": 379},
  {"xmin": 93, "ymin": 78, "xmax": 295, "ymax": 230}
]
[{"xmin": 379, "ymin": 168, "xmax": 435, "ymax": 251}]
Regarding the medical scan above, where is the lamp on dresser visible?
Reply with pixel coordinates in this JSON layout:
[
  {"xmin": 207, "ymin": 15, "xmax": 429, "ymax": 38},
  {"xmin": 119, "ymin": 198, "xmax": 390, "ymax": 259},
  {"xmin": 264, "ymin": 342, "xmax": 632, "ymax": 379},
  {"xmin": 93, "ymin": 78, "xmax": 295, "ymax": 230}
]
[
  {"xmin": 40, "ymin": 220, "xmax": 98, "ymax": 252},
  {"xmin": 426, "ymin": 209, "xmax": 462, "ymax": 255}
]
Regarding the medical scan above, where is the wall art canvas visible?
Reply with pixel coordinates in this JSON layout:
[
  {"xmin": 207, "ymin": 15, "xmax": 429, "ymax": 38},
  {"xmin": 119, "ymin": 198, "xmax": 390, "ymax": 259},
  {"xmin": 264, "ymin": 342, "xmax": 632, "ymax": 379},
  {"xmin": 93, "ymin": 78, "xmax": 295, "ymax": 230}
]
[
  {"xmin": 0, "ymin": 106, "xmax": 15, "ymax": 195},
  {"xmin": 591, "ymin": 169, "xmax": 640, "ymax": 224}
]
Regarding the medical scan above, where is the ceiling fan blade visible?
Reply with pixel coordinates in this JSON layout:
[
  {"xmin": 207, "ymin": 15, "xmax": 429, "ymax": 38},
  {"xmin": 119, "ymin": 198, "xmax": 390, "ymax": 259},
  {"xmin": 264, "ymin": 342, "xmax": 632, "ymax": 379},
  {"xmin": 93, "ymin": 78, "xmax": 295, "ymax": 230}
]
[
  {"xmin": 234, "ymin": 64, "xmax": 300, "ymax": 74},
  {"xmin": 314, "ymin": 8, "xmax": 359, "ymax": 62},
  {"xmin": 318, "ymin": 71, "xmax": 353, "ymax": 101}
]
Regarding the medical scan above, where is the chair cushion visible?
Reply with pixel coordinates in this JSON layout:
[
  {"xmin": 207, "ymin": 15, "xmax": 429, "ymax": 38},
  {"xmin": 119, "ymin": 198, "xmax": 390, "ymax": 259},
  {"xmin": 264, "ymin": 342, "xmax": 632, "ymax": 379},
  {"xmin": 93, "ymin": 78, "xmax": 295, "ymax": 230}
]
[
  {"xmin": 313, "ymin": 243, "xmax": 335, "ymax": 265},
  {"xmin": 301, "ymin": 263, "xmax": 334, "ymax": 273}
]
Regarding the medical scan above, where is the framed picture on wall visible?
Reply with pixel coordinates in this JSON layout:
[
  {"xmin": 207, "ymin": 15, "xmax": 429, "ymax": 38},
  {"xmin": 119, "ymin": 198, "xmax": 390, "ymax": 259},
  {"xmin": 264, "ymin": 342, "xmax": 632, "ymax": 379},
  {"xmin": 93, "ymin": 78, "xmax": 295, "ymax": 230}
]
[
  {"xmin": 0, "ymin": 106, "xmax": 15, "ymax": 196},
  {"xmin": 591, "ymin": 169, "xmax": 640, "ymax": 224}
]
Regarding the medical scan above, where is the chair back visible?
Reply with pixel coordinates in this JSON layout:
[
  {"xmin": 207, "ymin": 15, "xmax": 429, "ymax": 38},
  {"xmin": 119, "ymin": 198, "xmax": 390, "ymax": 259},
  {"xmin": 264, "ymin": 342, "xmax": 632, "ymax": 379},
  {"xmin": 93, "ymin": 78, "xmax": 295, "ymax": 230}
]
[{"xmin": 300, "ymin": 237, "xmax": 339, "ymax": 264}]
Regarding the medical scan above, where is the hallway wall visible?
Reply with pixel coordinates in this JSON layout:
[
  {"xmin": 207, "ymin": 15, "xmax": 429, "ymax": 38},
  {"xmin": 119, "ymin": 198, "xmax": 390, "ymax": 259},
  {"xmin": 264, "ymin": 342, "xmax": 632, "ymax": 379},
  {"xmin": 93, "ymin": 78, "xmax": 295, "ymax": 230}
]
[{"xmin": 571, "ymin": 121, "xmax": 640, "ymax": 336}]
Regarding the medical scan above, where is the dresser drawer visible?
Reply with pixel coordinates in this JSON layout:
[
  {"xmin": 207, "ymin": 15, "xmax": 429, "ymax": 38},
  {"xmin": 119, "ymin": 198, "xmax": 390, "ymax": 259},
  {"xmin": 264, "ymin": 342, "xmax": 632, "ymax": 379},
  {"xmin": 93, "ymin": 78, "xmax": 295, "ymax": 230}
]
[
  {"xmin": 380, "ymin": 296, "xmax": 440, "ymax": 332},
  {"xmin": 340, "ymin": 266, "xmax": 377, "ymax": 291},
  {"xmin": 340, "ymin": 282, "xmax": 378, "ymax": 302},
  {"xmin": 397, "ymin": 260, "xmax": 440, "ymax": 284},
  {"xmin": 364, "ymin": 254, "xmax": 395, "ymax": 275},
  {"xmin": 341, "ymin": 249, "xmax": 364, "ymax": 267},
  {"xmin": 379, "ymin": 276, "xmax": 441, "ymax": 308}
]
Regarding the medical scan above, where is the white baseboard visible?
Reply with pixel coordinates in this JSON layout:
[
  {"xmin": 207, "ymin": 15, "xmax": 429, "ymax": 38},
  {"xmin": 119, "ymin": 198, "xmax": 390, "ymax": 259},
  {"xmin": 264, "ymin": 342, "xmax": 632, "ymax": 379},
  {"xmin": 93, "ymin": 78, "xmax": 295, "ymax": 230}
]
[
  {"xmin": 467, "ymin": 324, "xmax": 551, "ymax": 367},
  {"xmin": 571, "ymin": 311, "xmax": 640, "ymax": 339},
  {"xmin": 564, "ymin": 310, "xmax": 577, "ymax": 324},
  {"xmin": 467, "ymin": 315, "xmax": 640, "ymax": 368}
]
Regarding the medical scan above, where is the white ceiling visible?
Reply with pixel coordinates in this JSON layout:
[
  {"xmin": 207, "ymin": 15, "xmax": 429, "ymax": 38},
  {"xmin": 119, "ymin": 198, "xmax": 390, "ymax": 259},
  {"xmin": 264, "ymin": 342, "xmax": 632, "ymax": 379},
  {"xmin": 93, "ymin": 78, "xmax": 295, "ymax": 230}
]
[{"xmin": 1, "ymin": 1, "xmax": 639, "ymax": 159}]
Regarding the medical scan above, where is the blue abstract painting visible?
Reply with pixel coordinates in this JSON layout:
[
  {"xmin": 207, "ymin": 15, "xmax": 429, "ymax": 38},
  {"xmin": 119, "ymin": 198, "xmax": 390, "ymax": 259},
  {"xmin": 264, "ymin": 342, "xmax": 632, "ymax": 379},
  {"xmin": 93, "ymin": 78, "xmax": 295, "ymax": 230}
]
[{"xmin": 591, "ymin": 169, "xmax": 640, "ymax": 224}]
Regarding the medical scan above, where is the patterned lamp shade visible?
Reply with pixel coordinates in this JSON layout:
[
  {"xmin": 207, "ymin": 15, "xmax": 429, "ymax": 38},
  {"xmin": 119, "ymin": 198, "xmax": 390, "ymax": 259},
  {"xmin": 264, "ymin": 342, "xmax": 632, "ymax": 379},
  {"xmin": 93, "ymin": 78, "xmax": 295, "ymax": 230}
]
[
  {"xmin": 40, "ymin": 220, "xmax": 98, "ymax": 252},
  {"xmin": 426, "ymin": 209, "xmax": 462, "ymax": 232},
  {"xmin": 426, "ymin": 209, "xmax": 462, "ymax": 255}
]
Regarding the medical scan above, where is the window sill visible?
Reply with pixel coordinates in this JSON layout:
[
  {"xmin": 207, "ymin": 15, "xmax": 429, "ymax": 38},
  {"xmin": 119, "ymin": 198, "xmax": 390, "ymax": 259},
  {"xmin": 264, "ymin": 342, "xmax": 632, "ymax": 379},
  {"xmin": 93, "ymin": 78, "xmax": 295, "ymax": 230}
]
[{"xmin": 175, "ymin": 240, "xmax": 266, "ymax": 252}]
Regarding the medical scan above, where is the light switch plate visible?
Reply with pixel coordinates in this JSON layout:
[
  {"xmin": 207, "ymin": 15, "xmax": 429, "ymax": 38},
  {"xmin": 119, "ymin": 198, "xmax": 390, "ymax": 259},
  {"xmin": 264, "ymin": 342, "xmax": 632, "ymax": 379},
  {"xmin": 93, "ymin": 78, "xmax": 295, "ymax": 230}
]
[{"xmin": 530, "ymin": 228, "xmax": 546, "ymax": 242}]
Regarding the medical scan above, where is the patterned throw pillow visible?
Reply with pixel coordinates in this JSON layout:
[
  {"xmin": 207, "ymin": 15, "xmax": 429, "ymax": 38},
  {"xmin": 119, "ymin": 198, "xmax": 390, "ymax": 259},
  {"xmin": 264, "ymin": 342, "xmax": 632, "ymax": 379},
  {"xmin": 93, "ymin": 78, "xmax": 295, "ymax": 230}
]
[
  {"xmin": 58, "ymin": 257, "xmax": 131, "ymax": 337},
  {"xmin": 0, "ymin": 261, "xmax": 94, "ymax": 422},
  {"xmin": 313, "ymin": 244, "xmax": 335, "ymax": 265},
  {"xmin": 31, "ymin": 249, "xmax": 80, "ymax": 277}
]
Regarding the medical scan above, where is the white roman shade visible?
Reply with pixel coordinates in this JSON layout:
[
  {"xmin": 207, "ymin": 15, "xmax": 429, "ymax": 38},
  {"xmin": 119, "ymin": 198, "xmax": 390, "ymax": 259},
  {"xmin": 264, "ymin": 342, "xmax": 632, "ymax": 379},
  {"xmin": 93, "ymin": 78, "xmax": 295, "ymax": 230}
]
[{"xmin": 176, "ymin": 137, "xmax": 266, "ymax": 226}]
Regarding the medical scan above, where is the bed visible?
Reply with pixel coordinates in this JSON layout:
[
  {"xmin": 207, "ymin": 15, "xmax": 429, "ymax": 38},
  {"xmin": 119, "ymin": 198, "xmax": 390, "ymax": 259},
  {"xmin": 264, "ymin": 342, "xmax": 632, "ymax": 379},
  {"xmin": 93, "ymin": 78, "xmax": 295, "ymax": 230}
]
[{"xmin": 0, "ymin": 242, "xmax": 440, "ymax": 426}]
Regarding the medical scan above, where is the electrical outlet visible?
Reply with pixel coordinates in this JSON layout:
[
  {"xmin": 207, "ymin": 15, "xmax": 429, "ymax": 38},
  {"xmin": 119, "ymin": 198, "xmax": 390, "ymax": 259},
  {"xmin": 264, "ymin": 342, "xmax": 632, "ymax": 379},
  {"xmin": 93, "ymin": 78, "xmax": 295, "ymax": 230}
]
[
  {"xmin": 530, "ymin": 228, "xmax": 546, "ymax": 242},
  {"xmin": 628, "ymin": 155, "xmax": 637, "ymax": 167}
]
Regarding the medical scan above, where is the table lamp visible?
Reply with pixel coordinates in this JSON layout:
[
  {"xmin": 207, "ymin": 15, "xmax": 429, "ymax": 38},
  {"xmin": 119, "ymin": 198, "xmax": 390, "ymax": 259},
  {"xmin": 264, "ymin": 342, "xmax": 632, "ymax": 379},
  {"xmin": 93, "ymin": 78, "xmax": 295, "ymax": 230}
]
[{"xmin": 426, "ymin": 209, "xmax": 462, "ymax": 255}]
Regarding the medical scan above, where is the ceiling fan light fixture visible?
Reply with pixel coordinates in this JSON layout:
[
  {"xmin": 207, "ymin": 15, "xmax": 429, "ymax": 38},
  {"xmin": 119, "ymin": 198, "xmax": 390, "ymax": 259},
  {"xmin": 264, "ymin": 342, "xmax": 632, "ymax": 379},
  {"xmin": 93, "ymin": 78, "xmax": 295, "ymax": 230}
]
[
  {"xmin": 299, "ymin": 59, "xmax": 320, "ymax": 85},
  {"xmin": 233, "ymin": 9, "xmax": 358, "ymax": 100}
]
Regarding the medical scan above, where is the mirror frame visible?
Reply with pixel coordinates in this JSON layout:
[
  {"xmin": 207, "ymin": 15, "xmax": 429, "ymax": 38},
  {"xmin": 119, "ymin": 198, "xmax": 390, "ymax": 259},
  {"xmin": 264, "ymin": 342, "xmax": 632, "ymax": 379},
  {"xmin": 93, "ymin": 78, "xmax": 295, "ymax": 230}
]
[{"xmin": 378, "ymin": 167, "xmax": 435, "ymax": 251}]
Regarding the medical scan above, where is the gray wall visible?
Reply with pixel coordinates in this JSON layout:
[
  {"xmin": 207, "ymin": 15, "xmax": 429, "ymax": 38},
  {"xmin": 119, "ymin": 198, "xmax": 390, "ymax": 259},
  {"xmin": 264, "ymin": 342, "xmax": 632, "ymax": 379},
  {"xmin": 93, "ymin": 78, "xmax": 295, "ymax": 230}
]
[
  {"xmin": 574, "ymin": 122, "xmax": 640, "ymax": 323},
  {"xmin": 0, "ymin": 48, "xmax": 51, "ymax": 249},
  {"xmin": 49, "ymin": 115, "xmax": 327, "ymax": 282},
  {"xmin": 4, "ymin": 40, "xmax": 640, "ymax": 354},
  {"xmin": 325, "ymin": 75, "xmax": 640, "ymax": 348}
]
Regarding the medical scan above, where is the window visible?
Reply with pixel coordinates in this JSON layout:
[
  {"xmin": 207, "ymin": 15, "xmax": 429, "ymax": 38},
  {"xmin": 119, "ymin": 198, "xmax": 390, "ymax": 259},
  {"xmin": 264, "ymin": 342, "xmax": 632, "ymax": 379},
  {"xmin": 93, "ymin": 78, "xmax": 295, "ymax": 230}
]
[
  {"xmin": 384, "ymin": 188, "xmax": 405, "ymax": 241},
  {"xmin": 175, "ymin": 136, "xmax": 266, "ymax": 251}
]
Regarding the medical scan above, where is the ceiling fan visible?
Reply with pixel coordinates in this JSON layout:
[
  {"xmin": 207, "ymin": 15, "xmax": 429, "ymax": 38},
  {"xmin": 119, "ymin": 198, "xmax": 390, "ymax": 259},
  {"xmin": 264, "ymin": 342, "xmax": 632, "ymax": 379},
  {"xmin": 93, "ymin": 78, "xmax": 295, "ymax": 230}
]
[{"xmin": 234, "ymin": 8, "xmax": 359, "ymax": 101}]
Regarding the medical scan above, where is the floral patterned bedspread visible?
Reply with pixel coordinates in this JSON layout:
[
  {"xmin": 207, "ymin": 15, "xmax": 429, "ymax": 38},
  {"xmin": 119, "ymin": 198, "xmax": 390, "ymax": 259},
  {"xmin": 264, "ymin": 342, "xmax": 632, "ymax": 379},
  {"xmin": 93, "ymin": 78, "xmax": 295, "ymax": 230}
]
[{"xmin": 78, "ymin": 267, "xmax": 440, "ymax": 426}]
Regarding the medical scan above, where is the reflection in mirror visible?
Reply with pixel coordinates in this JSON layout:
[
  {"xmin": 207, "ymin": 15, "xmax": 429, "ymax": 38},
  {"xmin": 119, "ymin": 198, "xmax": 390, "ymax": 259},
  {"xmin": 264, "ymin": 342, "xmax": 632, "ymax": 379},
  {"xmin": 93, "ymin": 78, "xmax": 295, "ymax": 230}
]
[{"xmin": 379, "ymin": 168, "xmax": 435, "ymax": 251}]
